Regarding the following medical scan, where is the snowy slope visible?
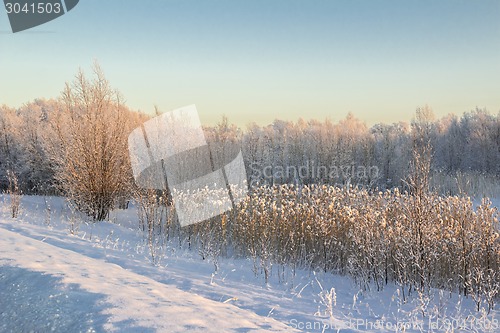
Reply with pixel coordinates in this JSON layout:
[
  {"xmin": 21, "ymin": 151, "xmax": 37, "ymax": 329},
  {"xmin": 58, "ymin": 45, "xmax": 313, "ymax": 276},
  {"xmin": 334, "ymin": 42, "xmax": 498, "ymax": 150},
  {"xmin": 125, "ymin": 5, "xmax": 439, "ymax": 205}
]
[
  {"xmin": 0, "ymin": 223, "xmax": 296, "ymax": 332},
  {"xmin": 1, "ymin": 195, "xmax": 499, "ymax": 332}
]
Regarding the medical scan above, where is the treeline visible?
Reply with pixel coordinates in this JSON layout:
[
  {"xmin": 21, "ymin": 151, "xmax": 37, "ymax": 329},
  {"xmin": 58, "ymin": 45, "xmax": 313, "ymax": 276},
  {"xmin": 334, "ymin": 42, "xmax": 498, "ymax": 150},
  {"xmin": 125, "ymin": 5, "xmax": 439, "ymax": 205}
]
[
  {"xmin": 1, "ymin": 67, "xmax": 499, "ymax": 218},
  {"xmin": 238, "ymin": 107, "xmax": 500, "ymax": 194}
]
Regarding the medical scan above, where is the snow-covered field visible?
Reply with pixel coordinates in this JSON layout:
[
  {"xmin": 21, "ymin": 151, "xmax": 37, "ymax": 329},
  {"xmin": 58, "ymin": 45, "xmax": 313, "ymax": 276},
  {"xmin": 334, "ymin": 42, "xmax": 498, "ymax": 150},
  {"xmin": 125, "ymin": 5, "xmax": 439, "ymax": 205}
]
[{"xmin": 1, "ymin": 195, "xmax": 499, "ymax": 332}]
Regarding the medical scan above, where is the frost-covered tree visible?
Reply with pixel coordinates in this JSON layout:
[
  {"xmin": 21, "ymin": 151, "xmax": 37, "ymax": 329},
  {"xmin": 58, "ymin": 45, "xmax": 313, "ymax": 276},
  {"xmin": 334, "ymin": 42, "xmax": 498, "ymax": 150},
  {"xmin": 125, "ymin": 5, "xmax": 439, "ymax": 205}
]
[
  {"xmin": 0, "ymin": 105, "xmax": 23, "ymax": 191},
  {"xmin": 48, "ymin": 64, "xmax": 136, "ymax": 220},
  {"xmin": 16, "ymin": 99, "xmax": 59, "ymax": 193}
]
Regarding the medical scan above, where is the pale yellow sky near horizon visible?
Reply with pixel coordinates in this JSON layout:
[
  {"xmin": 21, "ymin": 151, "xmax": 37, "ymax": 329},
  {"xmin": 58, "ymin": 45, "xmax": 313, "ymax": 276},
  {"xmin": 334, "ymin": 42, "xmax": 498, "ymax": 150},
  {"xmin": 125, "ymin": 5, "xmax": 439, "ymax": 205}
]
[{"xmin": 2, "ymin": 1, "xmax": 499, "ymax": 128}]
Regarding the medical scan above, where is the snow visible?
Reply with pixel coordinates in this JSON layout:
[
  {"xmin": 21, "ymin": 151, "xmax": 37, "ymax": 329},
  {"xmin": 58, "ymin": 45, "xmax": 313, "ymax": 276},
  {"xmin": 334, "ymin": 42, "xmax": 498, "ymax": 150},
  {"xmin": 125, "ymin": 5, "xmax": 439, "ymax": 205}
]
[
  {"xmin": 0, "ymin": 226, "xmax": 300, "ymax": 332},
  {"xmin": 1, "ymin": 265, "xmax": 113, "ymax": 333},
  {"xmin": 0, "ymin": 196, "xmax": 296, "ymax": 332},
  {"xmin": 1, "ymin": 195, "xmax": 499, "ymax": 332}
]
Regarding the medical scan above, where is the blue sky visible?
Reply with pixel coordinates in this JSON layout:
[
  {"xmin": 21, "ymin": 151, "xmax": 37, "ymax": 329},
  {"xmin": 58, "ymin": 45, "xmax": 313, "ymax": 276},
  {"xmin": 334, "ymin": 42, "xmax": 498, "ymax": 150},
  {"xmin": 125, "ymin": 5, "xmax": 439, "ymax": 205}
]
[{"xmin": 1, "ymin": 0, "xmax": 499, "ymax": 126}]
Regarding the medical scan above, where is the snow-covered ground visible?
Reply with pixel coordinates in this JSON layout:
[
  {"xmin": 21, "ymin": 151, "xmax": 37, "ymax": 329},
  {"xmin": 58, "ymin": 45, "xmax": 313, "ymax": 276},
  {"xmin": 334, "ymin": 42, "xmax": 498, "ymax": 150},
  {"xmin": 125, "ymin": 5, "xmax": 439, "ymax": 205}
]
[{"xmin": 1, "ymin": 195, "xmax": 499, "ymax": 332}]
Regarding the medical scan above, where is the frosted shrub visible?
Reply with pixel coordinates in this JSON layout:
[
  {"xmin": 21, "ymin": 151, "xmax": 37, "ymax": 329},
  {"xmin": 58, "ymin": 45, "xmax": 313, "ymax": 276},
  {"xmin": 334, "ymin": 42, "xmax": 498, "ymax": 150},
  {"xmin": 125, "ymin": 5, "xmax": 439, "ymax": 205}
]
[
  {"xmin": 6, "ymin": 170, "xmax": 21, "ymax": 218},
  {"xmin": 135, "ymin": 189, "xmax": 172, "ymax": 264},
  {"xmin": 143, "ymin": 183, "xmax": 499, "ymax": 309},
  {"xmin": 318, "ymin": 287, "xmax": 337, "ymax": 318},
  {"xmin": 235, "ymin": 185, "xmax": 498, "ymax": 305}
]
